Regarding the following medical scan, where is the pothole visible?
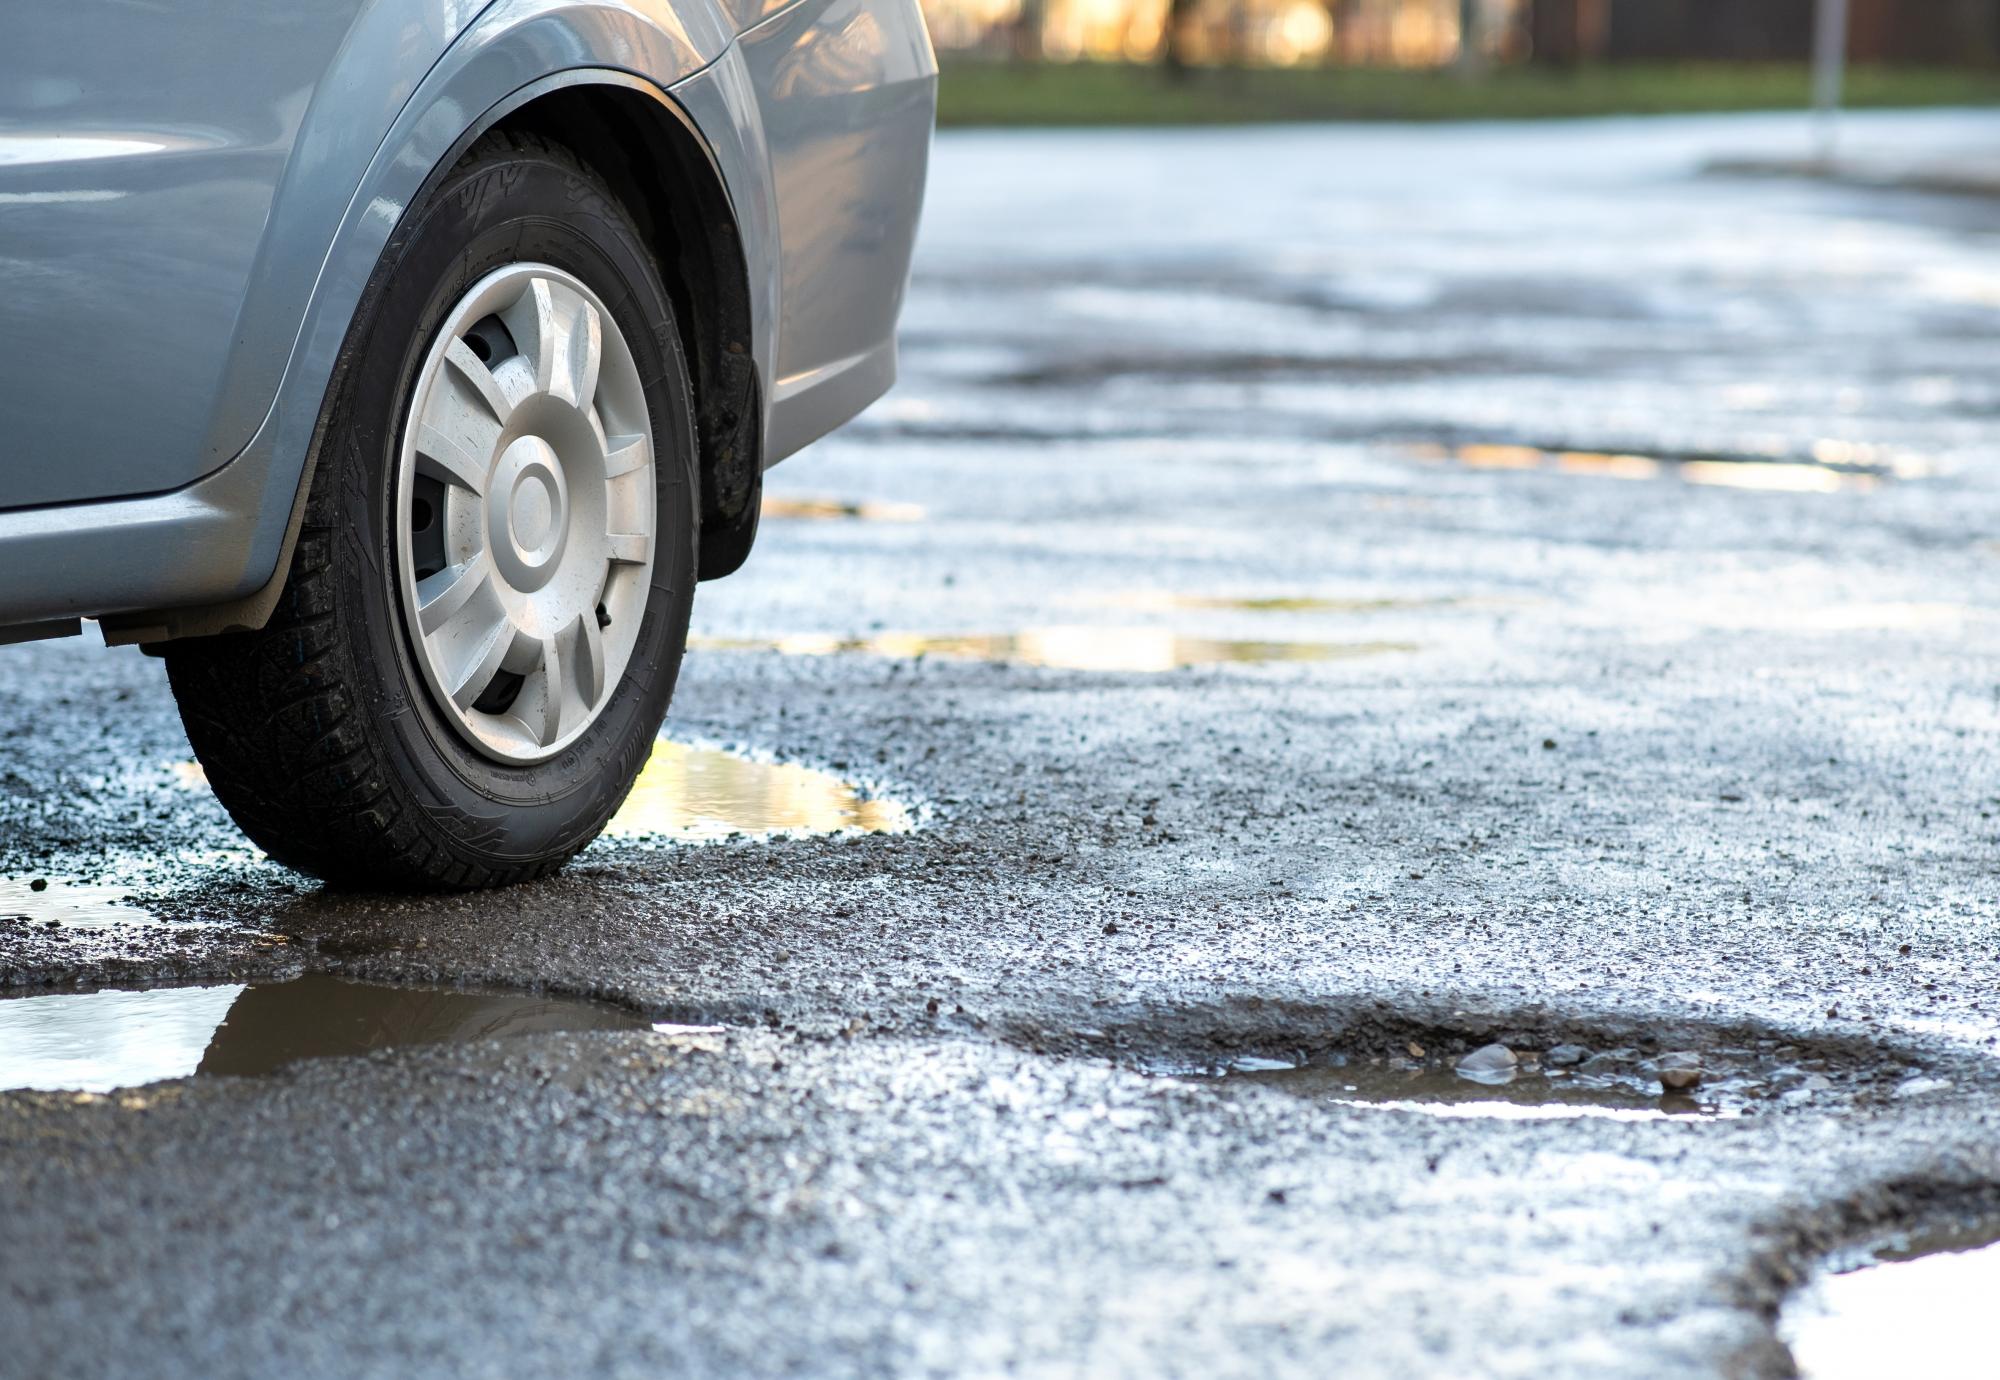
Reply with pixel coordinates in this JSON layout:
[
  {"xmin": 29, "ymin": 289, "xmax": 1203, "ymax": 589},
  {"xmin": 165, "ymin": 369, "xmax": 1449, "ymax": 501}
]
[
  {"xmin": 1184, "ymin": 1040, "xmax": 1768, "ymax": 1120},
  {"xmin": 0, "ymin": 973, "xmax": 652, "ymax": 1093},
  {"xmin": 760, "ymin": 495, "xmax": 925, "ymax": 522},
  {"xmin": 1406, "ymin": 441, "xmax": 1925, "ymax": 492},
  {"xmin": 1190, "ymin": 1048, "xmax": 1750, "ymax": 1121},
  {"xmin": 1098, "ymin": 1019, "xmax": 1938, "ymax": 1123},
  {"xmin": 603, "ymin": 740, "xmax": 913, "ymax": 842},
  {"xmin": 1782, "ymin": 1222, "xmax": 2000, "ymax": 1379},
  {"xmin": 690, "ymin": 628, "xmax": 1418, "ymax": 670}
]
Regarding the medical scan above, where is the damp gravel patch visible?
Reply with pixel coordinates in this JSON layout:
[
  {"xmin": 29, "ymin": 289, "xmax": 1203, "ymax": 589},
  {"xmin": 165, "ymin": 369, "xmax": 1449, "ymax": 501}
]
[
  {"xmin": 1190, "ymin": 1051, "xmax": 1749, "ymax": 1121},
  {"xmin": 1160, "ymin": 1042, "xmax": 1897, "ymax": 1121},
  {"xmin": 0, "ymin": 862, "xmax": 292, "ymax": 991}
]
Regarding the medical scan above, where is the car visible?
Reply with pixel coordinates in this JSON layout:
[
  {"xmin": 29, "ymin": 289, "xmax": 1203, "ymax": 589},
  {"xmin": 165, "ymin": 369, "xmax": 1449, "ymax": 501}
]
[{"xmin": 0, "ymin": 0, "xmax": 936, "ymax": 890}]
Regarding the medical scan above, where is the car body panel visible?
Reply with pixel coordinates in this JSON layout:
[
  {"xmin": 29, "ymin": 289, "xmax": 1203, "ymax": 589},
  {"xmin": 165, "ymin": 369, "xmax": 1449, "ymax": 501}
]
[
  {"xmin": 2, "ymin": 0, "xmax": 388, "ymax": 510},
  {"xmin": 0, "ymin": 0, "xmax": 935, "ymax": 633},
  {"xmin": 739, "ymin": 0, "xmax": 933, "ymax": 399},
  {"xmin": 201, "ymin": 1, "xmax": 734, "ymax": 495}
]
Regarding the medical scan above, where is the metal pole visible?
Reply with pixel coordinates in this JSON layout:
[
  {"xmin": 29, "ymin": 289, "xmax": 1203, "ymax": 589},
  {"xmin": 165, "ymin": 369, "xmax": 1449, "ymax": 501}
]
[
  {"xmin": 1457, "ymin": 0, "xmax": 1484, "ymax": 76},
  {"xmin": 1812, "ymin": 0, "xmax": 1849, "ymax": 164}
]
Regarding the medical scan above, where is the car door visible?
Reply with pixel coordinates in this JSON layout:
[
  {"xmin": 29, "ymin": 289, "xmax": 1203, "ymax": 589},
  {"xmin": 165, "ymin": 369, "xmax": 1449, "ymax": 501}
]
[{"xmin": 0, "ymin": 1, "xmax": 369, "ymax": 511}]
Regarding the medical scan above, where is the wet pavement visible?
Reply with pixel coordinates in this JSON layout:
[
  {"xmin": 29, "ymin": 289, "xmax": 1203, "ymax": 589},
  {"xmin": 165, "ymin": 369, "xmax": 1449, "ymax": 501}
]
[{"xmin": 9, "ymin": 110, "xmax": 2000, "ymax": 1376}]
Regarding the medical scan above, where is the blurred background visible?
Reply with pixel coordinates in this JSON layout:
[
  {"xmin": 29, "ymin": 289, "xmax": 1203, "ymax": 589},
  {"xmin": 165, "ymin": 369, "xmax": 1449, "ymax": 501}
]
[{"xmin": 921, "ymin": 0, "xmax": 2000, "ymax": 124}]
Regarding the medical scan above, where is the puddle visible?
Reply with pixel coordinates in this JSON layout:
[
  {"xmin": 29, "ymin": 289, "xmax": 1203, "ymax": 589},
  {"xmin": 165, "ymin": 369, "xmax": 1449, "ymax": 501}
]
[
  {"xmin": 0, "ymin": 973, "xmax": 651, "ymax": 1093},
  {"xmin": 761, "ymin": 495, "xmax": 925, "ymax": 522},
  {"xmin": 0, "ymin": 854, "xmax": 271, "ymax": 951},
  {"xmin": 1407, "ymin": 442, "xmax": 1923, "ymax": 493},
  {"xmin": 603, "ymin": 740, "xmax": 912, "ymax": 842},
  {"xmin": 0, "ymin": 876, "xmax": 154, "ymax": 931},
  {"xmin": 1193, "ymin": 1054, "xmax": 1741, "ymax": 1122},
  {"xmin": 691, "ymin": 628, "xmax": 1417, "ymax": 671},
  {"xmin": 166, "ymin": 746, "xmax": 911, "ymax": 847},
  {"xmin": 1783, "ymin": 1224, "xmax": 2000, "ymax": 1380},
  {"xmin": 1098, "ymin": 592, "xmax": 1460, "ymax": 615}
]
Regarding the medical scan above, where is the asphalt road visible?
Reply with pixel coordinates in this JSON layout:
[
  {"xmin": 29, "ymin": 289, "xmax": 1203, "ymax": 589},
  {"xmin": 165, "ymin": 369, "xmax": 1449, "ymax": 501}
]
[{"xmin": 9, "ymin": 111, "xmax": 2000, "ymax": 1377}]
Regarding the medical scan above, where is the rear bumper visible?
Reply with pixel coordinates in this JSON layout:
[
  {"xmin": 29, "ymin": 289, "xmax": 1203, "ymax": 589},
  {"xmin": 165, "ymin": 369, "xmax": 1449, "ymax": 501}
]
[
  {"xmin": 0, "ymin": 424, "xmax": 280, "ymax": 630},
  {"xmin": 765, "ymin": 338, "xmax": 898, "ymax": 462}
]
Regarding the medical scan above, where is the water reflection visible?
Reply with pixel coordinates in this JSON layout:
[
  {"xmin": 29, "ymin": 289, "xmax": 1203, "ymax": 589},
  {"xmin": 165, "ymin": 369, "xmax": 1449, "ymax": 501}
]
[
  {"xmin": 0, "ymin": 974, "xmax": 647, "ymax": 1093},
  {"xmin": 1677, "ymin": 461, "xmax": 1871, "ymax": 494},
  {"xmin": 691, "ymin": 628, "xmax": 1417, "ymax": 670},
  {"xmin": 762, "ymin": 495, "xmax": 925, "ymax": 521},
  {"xmin": 0, "ymin": 984, "xmax": 243, "ymax": 1091},
  {"xmin": 169, "ymin": 746, "xmax": 910, "ymax": 847},
  {"xmin": 0, "ymin": 875, "xmax": 154, "ymax": 929},
  {"xmin": 1409, "ymin": 442, "xmax": 1920, "ymax": 492},
  {"xmin": 1784, "ymin": 1227, "xmax": 2000, "ymax": 1380},
  {"xmin": 603, "ymin": 740, "xmax": 912, "ymax": 842}
]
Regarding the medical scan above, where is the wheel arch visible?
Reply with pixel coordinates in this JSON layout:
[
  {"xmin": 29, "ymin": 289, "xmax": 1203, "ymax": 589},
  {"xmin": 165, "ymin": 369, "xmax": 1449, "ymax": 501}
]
[
  {"xmin": 490, "ymin": 82, "xmax": 765, "ymax": 582},
  {"xmin": 103, "ymin": 48, "xmax": 776, "ymax": 647}
]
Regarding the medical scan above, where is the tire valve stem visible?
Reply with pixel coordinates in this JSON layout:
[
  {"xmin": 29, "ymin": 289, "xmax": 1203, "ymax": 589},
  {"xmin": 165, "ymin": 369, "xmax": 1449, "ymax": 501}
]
[{"xmin": 595, "ymin": 602, "xmax": 611, "ymax": 630}]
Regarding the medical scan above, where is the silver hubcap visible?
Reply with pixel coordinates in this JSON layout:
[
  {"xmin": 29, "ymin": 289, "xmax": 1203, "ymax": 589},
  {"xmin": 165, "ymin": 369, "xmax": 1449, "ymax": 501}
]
[{"xmin": 394, "ymin": 264, "xmax": 655, "ymax": 764}]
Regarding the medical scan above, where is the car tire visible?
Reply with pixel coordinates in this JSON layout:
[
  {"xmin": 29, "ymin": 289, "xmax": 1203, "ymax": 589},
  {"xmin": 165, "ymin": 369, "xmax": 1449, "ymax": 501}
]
[{"xmin": 164, "ymin": 130, "xmax": 699, "ymax": 890}]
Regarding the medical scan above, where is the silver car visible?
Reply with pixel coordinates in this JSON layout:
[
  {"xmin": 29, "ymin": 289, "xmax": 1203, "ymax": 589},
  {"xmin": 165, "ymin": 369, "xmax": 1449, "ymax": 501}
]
[{"xmin": 0, "ymin": 1, "xmax": 935, "ymax": 888}]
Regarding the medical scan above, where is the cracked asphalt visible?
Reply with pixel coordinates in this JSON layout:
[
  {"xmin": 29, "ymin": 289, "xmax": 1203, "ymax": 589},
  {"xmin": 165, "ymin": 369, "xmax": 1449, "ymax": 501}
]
[{"xmin": 9, "ymin": 110, "xmax": 2000, "ymax": 1377}]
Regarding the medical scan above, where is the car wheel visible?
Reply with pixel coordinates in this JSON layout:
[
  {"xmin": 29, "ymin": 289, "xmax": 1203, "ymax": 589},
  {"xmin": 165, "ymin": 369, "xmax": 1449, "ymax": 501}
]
[{"xmin": 164, "ymin": 130, "xmax": 698, "ymax": 890}]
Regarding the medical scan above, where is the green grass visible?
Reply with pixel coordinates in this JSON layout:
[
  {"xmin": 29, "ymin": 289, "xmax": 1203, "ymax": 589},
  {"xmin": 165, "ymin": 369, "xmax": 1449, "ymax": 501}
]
[{"xmin": 936, "ymin": 60, "xmax": 2000, "ymax": 127}]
